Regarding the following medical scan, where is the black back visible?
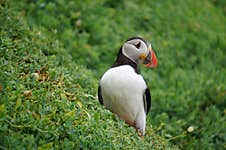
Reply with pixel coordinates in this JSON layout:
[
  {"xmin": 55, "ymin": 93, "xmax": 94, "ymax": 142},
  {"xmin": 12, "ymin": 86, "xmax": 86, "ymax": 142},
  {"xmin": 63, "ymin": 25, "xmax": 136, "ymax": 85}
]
[
  {"xmin": 98, "ymin": 85, "xmax": 103, "ymax": 105},
  {"xmin": 143, "ymin": 88, "xmax": 151, "ymax": 115}
]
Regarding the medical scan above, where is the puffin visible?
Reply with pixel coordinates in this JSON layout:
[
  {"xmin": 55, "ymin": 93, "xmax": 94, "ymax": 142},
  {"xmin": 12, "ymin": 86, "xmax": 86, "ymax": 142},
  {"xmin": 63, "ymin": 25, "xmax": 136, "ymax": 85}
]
[{"xmin": 98, "ymin": 37, "xmax": 158, "ymax": 137}]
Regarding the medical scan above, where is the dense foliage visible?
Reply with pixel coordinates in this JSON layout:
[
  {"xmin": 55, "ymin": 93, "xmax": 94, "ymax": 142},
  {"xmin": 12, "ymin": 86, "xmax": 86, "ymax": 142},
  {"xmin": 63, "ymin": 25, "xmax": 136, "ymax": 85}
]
[
  {"xmin": 0, "ymin": 1, "xmax": 175, "ymax": 149},
  {"xmin": 0, "ymin": 0, "xmax": 225, "ymax": 149}
]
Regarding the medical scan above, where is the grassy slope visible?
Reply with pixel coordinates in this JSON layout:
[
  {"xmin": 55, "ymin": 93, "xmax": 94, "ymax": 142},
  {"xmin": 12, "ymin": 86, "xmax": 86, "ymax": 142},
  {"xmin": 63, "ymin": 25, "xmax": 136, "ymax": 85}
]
[
  {"xmin": 1, "ymin": 0, "xmax": 226, "ymax": 149},
  {"xmin": 12, "ymin": 0, "xmax": 226, "ymax": 149},
  {"xmin": 0, "ymin": 2, "xmax": 175, "ymax": 149}
]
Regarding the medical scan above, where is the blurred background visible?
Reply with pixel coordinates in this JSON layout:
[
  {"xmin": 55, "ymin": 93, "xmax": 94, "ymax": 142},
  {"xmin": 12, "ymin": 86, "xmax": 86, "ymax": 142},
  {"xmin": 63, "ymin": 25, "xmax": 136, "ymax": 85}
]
[{"xmin": 1, "ymin": 0, "xmax": 225, "ymax": 149}]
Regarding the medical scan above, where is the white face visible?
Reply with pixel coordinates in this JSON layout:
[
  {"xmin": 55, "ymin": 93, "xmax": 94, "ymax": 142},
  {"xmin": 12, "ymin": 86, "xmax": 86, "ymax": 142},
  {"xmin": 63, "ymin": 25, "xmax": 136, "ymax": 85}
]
[{"xmin": 122, "ymin": 38, "xmax": 151, "ymax": 63}]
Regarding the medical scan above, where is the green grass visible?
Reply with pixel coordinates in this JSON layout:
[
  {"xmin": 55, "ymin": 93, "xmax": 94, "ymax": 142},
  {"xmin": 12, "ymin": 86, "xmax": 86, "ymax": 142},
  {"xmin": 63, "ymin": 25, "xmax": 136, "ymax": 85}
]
[
  {"xmin": 1, "ymin": 0, "xmax": 226, "ymax": 149},
  {"xmin": 0, "ymin": 1, "xmax": 175, "ymax": 149}
]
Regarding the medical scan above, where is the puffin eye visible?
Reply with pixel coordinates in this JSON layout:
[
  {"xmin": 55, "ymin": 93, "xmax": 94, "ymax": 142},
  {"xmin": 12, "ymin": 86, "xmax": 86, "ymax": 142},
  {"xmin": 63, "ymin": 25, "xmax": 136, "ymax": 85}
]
[{"xmin": 135, "ymin": 41, "xmax": 141, "ymax": 49}]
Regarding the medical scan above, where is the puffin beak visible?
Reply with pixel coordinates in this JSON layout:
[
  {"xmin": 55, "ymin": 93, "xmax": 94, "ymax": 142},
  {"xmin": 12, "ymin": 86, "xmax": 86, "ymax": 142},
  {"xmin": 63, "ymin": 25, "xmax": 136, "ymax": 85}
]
[{"xmin": 143, "ymin": 48, "xmax": 158, "ymax": 68}]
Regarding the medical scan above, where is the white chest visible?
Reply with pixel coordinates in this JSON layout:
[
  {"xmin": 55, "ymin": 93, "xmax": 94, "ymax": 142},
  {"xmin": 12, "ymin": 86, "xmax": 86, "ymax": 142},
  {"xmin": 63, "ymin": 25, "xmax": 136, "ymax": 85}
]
[{"xmin": 100, "ymin": 65, "xmax": 147, "ymax": 123}]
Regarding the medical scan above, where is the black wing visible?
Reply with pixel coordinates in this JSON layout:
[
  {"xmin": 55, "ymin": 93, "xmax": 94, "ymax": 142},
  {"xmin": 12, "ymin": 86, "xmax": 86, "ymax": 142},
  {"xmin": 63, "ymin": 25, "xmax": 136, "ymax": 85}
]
[
  {"xmin": 143, "ymin": 88, "xmax": 151, "ymax": 115},
  {"xmin": 98, "ymin": 85, "xmax": 103, "ymax": 105}
]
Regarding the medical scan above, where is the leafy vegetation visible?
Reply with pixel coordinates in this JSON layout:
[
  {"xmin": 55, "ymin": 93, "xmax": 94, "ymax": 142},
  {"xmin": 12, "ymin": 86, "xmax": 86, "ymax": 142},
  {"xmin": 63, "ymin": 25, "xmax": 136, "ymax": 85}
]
[
  {"xmin": 0, "ymin": 1, "xmax": 175, "ymax": 149},
  {"xmin": 0, "ymin": 0, "xmax": 225, "ymax": 149}
]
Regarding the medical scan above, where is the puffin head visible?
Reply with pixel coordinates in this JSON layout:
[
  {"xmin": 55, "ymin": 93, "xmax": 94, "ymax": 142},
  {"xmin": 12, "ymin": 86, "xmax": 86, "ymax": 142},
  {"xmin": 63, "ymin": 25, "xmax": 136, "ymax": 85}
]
[{"xmin": 122, "ymin": 37, "xmax": 158, "ymax": 68}]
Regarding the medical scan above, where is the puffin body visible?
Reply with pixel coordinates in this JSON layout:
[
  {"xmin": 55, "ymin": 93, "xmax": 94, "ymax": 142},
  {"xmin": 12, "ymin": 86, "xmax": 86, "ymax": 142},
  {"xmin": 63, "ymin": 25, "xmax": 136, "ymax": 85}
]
[
  {"xmin": 100, "ymin": 65, "xmax": 147, "ymax": 131},
  {"xmin": 98, "ymin": 37, "xmax": 157, "ymax": 136}
]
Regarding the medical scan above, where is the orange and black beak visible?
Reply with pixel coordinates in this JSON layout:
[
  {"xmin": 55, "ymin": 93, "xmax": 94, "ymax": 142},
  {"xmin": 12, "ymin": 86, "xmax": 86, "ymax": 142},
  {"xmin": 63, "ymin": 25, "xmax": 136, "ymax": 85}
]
[{"xmin": 143, "ymin": 48, "xmax": 158, "ymax": 68}]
